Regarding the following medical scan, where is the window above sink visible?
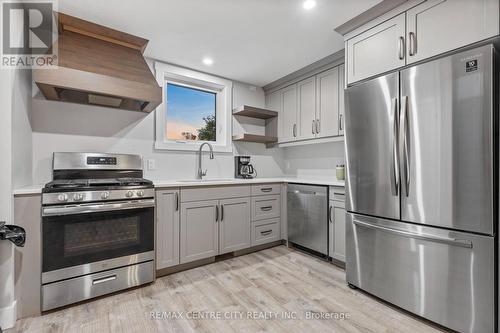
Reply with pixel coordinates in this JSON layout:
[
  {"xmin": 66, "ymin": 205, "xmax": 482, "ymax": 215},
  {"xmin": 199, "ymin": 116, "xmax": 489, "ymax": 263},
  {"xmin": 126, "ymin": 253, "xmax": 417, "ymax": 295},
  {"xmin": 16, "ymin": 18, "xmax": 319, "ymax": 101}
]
[{"xmin": 154, "ymin": 62, "xmax": 233, "ymax": 153}]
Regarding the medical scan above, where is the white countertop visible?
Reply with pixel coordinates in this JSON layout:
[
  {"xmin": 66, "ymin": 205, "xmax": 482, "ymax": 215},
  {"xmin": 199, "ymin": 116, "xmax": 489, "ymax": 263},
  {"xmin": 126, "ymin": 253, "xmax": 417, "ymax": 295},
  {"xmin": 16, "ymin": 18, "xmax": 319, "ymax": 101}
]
[
  {"xmin": 13, "ymin": 177, "xmax": 345, "ymax": 196},
  {"xmin": 152, "ymin": 177, "xmax": 345, "ymax": 188},
  {"xmin": 13, "ymin": 184, "xmax": 45, "ymax": 196}
]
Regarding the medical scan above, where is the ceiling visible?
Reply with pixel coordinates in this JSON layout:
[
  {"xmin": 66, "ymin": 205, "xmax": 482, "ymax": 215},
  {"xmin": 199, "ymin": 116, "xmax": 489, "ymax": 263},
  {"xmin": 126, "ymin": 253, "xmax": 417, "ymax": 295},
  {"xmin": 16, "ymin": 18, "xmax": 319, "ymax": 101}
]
[{"xmin": 59, "ymin": 0, "xmax": 380, "ymax": 86}]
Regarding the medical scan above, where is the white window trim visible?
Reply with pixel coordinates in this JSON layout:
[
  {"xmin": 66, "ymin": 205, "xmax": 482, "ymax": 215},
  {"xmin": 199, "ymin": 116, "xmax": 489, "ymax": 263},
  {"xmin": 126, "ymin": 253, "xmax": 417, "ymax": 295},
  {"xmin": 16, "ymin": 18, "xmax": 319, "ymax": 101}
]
[{"xmin": 154, "ymin": 61, "xmax": 233, "ymax": 153}]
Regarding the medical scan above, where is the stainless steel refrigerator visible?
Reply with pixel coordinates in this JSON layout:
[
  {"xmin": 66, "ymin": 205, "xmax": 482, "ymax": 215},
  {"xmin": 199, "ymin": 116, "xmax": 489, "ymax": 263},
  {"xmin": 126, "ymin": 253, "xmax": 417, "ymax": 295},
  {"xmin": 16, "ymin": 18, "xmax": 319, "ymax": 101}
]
[{"xmin": 345, "ymin": 44, "xmax": 497, "ymax": 333}]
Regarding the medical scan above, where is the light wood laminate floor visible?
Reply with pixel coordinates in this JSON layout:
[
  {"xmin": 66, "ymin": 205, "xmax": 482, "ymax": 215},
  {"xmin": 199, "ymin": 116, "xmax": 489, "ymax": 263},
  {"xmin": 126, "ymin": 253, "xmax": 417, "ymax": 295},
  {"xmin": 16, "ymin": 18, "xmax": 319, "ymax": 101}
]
[{"xmin": 8, "ymin": 246, "xmax": 448, "ymax": 333}]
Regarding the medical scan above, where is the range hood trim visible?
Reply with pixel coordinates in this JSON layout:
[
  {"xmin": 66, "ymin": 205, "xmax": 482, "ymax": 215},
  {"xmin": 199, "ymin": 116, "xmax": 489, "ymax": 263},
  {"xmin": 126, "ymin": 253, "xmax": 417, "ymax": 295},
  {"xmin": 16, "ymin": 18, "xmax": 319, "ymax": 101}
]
[
  {"xmin": 34, "ymin": 66, "xmax": 162, "ymax": 112},
  {"xmin": 34, "ymin": 12, "xmax": 161, "ymax": 113}
]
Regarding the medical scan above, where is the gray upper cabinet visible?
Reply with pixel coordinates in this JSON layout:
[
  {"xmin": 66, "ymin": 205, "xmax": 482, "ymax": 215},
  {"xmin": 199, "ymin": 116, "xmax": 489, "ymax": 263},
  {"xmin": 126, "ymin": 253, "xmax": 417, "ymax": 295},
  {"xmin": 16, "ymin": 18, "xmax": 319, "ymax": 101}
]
[
  {"xmin": 338, "ymin": 64, "xmax": 345, "ymax": 136},
  {"xmin": 266, "ymin": 64, "xmax": 345, "ymax": 145},
  {"xmin": 265, "ymin": 90, "xmax": 282, "ymax": 141},
  {"xmin": 406, "ymin": 0, "xmax": 499, "ymax": 64},
  {"xmin": 156, "ymin": 189, "xmax": 180, "ymax": 269},
  {"xmin": 346, "ymin": 13, "xmax": 406, "ymax": 85},
  {"xmin": 281, "ymin": 84, "xmax": 298, "ymax": 142},
  {"xmin": 316, "ymin": 67, "xmax": 340, "ymax": 138},
  {"xmin": 219, "ymin": 197, "xmax": 251, "ymax": 254},
  {"xmin": 297, "ymin": 77, "xmax": 316, "ymax": 141},
  {"xmin": 344, "ymin": 0, "xmax": 499, "ymax": 84},
  {"xmin": 180, "ymin": 200, "xmax": 219, "ymax": 264}
]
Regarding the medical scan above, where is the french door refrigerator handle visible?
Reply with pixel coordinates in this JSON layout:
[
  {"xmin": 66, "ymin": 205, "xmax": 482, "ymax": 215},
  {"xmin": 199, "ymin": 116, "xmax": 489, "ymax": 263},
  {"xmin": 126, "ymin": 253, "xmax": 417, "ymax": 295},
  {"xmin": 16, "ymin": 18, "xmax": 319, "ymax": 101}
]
[
  {"xmin": 353, "ymin": 219, "xmax": 472, "ymax": 249},
  {"xmin": 390, "ymin": 97, "xmax": 400, "ymax": 196},
  {"xmin": 401, "ymin": 96, "xmax": 410, "ymax": 197}
]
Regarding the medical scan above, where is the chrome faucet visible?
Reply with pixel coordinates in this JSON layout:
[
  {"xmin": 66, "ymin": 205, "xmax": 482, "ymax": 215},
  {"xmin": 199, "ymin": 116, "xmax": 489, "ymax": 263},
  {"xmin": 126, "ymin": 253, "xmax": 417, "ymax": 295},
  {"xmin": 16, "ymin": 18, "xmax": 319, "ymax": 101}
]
[{"xmin": 197, "ymin": 142, "xmax": 214, "ymax": 179}]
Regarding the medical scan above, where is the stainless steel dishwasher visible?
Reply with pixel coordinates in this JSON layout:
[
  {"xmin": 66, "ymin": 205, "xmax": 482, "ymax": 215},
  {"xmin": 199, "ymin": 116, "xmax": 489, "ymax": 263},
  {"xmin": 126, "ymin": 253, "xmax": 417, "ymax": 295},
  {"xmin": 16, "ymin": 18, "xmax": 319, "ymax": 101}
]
[{"xmin": 287, "ymin": 183, "xmax": 328, "ymax": 255}]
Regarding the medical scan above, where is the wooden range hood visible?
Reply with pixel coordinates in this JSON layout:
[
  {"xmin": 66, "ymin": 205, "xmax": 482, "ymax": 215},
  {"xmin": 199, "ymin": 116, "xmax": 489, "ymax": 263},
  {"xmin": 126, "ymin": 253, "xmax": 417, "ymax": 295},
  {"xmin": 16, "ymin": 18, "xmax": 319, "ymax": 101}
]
[{"xmin": 33, "ymin": 13, "xmax": 162, "ymax": 112}]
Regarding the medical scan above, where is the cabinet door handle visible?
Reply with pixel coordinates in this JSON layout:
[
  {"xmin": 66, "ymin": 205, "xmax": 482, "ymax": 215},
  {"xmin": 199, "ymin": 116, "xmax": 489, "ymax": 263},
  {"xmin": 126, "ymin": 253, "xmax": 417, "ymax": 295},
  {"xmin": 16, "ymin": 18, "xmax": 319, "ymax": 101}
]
[
  {"xmin": 409, "ymin": 32, "xmax": 416, "ymax": 56},
  {"xmin": 260, "ymin": 206, "xmax": 273, "ymax": 211},
  {"xmin": 260, "ymin": 230, "xmax": 273, "ymax": 236},
  {"xmin": 312, "ymin": 120, "xmax": 315, "ymax": 134},
  {"xmin": 175, "ymin": 192, "xmax": 179, "ymax": 211},
  {"xmin": 398, "ymin": 36, "xmax": 405, "ymax": 60},
  {"xmin": 215, "ymin": 205, "xmax": 219, "ymax": 222},
  {"xmin": 329, "ymin": 205, "xmax": 333, "ymax": 223},
  {"xmin": 339, "ymin": 114, "xmax": 343, "ymax": 131},
  {"xmin": 316, "ymin": 119, "xmax": 320, "ymax": 134},
  {"xmin": 220, "ymin": 205, "xmax": 224, "ymax": 222},
  {"xmin": 293, "ymin": 124, "xmax": 297, "ymax": 137},
  {"xmin": 261, "ymin": 187, "xmax": 273, "ymax": 192}
]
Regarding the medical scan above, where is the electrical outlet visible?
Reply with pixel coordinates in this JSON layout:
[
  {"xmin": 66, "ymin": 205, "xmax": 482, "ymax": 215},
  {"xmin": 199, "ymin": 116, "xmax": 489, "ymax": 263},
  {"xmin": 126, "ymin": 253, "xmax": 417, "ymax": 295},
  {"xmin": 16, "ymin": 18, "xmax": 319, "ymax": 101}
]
[{"xmin": 147, "ymin": 159, "xmax": 156, "ymax": 170}]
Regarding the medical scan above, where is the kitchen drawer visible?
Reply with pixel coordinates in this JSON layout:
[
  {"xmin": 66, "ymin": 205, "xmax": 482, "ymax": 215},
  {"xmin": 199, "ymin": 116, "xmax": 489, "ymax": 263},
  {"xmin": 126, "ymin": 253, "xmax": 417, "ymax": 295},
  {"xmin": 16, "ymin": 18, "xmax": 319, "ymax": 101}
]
[
  {"xmin": 251, "ymin": 183, "xmax": 281, "ymax": 196},
  {"xmin": 42, "ymin": 261, "xmax": 154, "ymax": 311},
  {"xmin": 330, "ymin": 186, "xmax": 345, "ymax": 202},
  {"xmin": 252, "ymin": 195, "xmax": 280, "ymax": 221},
  {"xmin": 181, "ymin": 185, "xmax": 250, "ymax": 202},
  {"xmin": 251, "ymin": 219, "xmax": 280, "ymax": 246}
]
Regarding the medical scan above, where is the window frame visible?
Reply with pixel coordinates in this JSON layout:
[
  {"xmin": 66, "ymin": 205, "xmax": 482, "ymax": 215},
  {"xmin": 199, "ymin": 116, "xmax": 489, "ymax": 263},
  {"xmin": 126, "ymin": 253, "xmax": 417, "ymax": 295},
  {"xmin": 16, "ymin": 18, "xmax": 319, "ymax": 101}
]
[{"xmin": 154, "ymin": 62, "xmax": 233, "ymax": 152}]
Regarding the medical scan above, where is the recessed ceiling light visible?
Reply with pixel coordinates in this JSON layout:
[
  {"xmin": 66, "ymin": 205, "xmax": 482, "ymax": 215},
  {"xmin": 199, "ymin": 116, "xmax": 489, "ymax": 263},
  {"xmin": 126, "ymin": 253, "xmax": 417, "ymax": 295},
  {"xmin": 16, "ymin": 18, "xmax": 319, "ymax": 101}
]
[
  {"xmin": 303, "ymin": 0, "xmax": 316, "ymax": 10},
  {"xmin": 202, "ymin": 57, "xmax": 213, "ymax": 66}
]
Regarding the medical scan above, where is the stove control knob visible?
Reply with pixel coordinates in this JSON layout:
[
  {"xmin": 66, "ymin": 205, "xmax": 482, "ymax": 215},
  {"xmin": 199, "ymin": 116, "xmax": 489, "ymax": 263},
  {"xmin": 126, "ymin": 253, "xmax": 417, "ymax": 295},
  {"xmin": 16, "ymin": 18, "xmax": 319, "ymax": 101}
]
[
  {"xmin": 101, "ymin": 192, "xmax": 110, "ymax": 200},
  {"xmin": 57, "ymin": 193, "xmax": 68, "ymax": 202},
  {"xmin": 125, "ymin": 190, "xmax": 134, "ymax": 198},
  {"xmin": 137, "ymin": 190, "xmax": 144, "ymax": 197},
  {"xmin": 73, "ymin": 193, "xmax": 84, "ymax": 201}
]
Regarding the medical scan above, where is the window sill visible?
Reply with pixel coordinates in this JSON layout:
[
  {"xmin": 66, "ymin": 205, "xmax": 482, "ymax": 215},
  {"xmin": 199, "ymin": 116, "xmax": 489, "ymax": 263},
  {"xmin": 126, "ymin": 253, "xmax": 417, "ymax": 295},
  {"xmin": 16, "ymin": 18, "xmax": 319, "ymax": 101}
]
[{"xmin": 154, "ymin": 141, "xmax": 233, "ymax": 153}]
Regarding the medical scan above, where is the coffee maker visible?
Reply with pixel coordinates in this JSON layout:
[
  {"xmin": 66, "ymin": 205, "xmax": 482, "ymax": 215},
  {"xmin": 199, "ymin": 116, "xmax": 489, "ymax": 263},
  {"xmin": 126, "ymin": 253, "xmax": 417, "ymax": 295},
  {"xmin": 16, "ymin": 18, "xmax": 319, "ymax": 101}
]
[{"xmin": 235, "ymin": 156, "xmax": 257, "ymax": 179}]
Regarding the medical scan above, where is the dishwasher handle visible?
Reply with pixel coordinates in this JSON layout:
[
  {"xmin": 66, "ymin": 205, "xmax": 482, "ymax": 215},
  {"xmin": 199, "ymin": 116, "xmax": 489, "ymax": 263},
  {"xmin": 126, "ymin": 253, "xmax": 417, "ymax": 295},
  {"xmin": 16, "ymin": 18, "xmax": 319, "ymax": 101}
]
[{"xmin": 289, "ymin": 189, "xmax": 327, "ymax": 197}]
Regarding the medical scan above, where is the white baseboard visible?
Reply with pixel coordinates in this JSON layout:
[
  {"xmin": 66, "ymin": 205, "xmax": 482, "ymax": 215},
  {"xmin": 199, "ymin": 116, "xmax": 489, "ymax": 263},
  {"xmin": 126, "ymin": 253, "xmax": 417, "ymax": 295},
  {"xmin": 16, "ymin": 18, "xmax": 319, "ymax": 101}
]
[{"xmin": 0, "ymin": 300, "xmax": 17, "ymax": 330}]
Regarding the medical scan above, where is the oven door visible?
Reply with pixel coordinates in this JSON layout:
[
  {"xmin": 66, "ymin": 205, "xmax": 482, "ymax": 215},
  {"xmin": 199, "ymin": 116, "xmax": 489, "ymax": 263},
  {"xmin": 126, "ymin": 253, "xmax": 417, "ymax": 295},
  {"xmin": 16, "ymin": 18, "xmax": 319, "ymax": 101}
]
[{"xmin": 42, "ymin": 199, "xmax": 154, "ymax": 283}]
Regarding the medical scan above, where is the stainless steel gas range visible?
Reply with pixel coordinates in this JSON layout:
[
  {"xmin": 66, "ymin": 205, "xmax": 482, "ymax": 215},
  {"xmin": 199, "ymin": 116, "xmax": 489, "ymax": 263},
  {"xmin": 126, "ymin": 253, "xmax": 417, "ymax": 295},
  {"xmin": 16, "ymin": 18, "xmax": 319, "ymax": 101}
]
[{"xmin": 41, "ymin": 152, "xmax": 155, "ymax": 311}]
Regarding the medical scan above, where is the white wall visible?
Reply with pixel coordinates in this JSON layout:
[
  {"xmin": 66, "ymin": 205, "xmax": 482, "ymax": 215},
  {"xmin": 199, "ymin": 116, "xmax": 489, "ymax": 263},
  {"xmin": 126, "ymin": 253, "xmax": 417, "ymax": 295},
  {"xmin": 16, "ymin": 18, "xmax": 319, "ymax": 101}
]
[
  {"xmin": 31, "ymin": 79, "xmax": 284, "ymax": 184},
  {"xmin": 12, "ymin": 70, "xmax": 33, "ymax": 188},
  {"xmin": 0, "ymin": 67, "xmax": 30, "ymax": 329},
  {"xmin": 282, "ymin": 141, "xmax": 345, "ymax": 179}
]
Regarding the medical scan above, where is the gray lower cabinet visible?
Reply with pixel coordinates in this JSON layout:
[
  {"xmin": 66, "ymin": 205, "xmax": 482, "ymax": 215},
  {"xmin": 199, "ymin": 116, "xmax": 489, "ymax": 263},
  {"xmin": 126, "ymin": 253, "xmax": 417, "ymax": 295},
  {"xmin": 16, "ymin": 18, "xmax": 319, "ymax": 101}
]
[
  {"xmin": 329, "ymin": 186, "xmax": 346, "ymax": 262},
  {"xmin": 160, "ymin": 184, "xmax": 281, "ymax": 267},
  {"xmin": 219, "ymin": 197, "xmax": 251, "ymax": 254},
  {"xmin": 251, "ymin": 218, "xmax": 280, "ymax": 246},
  {"xmin": 156, "ymin": 189, "xmax": 180, "ymax": 269},
  {"xmin": 331, "ymin": 200, "xmax": 346, "ymax": 262},
  {"xmin": 180, "ymin": 200, "xmax": 219, "ymax": 264},
  {"xmin": 14, "ymin": 194, "xmax": 42, "ymax": 319}
]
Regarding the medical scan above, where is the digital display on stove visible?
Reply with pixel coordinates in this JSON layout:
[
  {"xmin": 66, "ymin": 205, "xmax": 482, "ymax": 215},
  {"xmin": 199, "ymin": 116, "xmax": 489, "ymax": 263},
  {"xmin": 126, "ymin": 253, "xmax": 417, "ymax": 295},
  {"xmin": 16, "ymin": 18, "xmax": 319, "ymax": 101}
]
[{"xmin": 87, "ymin": 157, "xmax": 117, "ymax": 165}]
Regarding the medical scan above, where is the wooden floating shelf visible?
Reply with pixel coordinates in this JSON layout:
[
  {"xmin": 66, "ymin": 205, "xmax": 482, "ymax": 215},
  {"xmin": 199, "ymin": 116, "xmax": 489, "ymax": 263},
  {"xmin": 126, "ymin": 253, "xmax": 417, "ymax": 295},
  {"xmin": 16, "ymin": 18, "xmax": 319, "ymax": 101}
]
[
  {"xmin": 232, "ymin": 105, "xmax": 278, "ymax": 119},
  {"xmin": 232, "ymin": 134, "xmax": 278, "ymax": 144}
]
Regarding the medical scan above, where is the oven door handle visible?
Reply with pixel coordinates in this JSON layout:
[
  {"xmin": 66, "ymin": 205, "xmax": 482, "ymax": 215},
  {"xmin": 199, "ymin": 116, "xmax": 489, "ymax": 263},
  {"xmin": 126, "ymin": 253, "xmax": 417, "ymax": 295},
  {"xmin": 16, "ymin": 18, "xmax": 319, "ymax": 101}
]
[{"xmin": 42, "ymin": 199, "xmax": 155, "ymax": 216}]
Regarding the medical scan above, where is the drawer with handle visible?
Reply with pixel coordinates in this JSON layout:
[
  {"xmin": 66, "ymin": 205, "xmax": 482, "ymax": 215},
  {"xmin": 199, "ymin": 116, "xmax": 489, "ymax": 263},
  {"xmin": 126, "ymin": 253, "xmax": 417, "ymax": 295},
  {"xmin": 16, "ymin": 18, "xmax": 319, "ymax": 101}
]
[
  {"xmin": 42, "ymin": 260, "xmax": 154, "ymax": 311},
  {"xmin": 251, "ymin": 219, "xmax": 280, "ymax": 246},
  {"xmin": 251, "ymin": 183, "xmax": 281, "ymax": 196},
  {"xmin": 330, "ymin": 186, "xmax": 345, "ymax": 202},
  {"xmin": 252, "ymin": 195, "xmax": 280, "ymax": 221}
]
